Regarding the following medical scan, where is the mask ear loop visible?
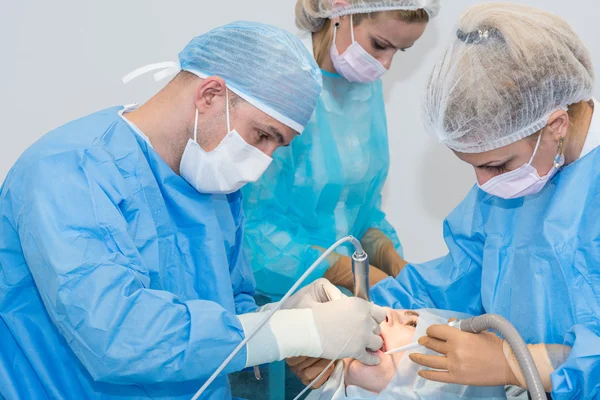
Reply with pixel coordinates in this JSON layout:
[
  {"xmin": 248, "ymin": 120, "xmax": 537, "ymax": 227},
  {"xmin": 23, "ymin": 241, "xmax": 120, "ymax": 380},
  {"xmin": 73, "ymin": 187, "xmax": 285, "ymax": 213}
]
[
  {"xmin": 528, "ymin": 132, "xmax": 544, "ymax": 165},
  {"xmin": 225, "ymin": 88, "xmax": 231, "ymax": 133},
  {"xmin": 350, "ymin": 14, "xmax": 355, "ymax": 43},
  {"xmin": 193, "ymin": 108, "xmax": 199, "ymax": 143},
  {"xmin": 333, "ymin": 21, "xmax": 339, "ymax": 47}
]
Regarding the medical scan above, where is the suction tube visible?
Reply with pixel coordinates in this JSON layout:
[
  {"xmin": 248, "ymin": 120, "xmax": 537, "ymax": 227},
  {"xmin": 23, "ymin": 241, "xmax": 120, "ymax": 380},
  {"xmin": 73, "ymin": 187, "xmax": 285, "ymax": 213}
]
[{"xmin": 453, "ymin": 314, "xmax": 546, "ymax": 400}]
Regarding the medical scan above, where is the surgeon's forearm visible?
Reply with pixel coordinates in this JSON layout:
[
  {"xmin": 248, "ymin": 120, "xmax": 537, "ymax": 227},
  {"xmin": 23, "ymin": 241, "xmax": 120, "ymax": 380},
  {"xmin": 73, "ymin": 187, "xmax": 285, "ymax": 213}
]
[
  {"xmin": 360, "ymin": 229, "xmax": 407, "ymax": 277},
  {"xmin": 504, "ymin": 342, "xmax": 572, "ymax": 393},
  {"xmin": 379, "ymin": 242, "xmax": 408, "ymax": 277}
]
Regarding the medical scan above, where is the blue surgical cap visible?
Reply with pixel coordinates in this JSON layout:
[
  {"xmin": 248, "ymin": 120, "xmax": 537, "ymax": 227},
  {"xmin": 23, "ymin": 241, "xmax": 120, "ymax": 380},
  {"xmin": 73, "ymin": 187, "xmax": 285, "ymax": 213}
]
[{"xmin": 179, "ymin": 21, "xmax": 322, "ymax": 133}]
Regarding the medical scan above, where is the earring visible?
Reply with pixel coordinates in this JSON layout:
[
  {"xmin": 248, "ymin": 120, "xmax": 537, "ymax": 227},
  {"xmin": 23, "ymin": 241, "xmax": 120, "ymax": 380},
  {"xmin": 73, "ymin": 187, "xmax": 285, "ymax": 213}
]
[{"xmin": 554, "ymin": 137, "xmax": 565, "ymax": 168}]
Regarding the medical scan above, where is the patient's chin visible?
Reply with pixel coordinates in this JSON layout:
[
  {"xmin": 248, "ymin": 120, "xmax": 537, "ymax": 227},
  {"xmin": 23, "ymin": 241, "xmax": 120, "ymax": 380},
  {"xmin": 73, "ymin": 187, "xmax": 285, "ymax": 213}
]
[{"xmin": 344, "ymin": 352, "xmax": 396, "ymax": 394}]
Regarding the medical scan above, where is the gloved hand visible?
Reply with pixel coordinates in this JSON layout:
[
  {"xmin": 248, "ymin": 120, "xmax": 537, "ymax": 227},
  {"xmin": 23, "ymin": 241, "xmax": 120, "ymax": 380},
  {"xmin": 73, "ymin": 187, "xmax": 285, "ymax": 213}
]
[
  {"xmin": 281, "ymin": 278, "xmax": 345, "ymax": 310},
  {"xmin": 409, "ymin": 323, "xmax": 520, "ymax": 386},
  {"xmin": 319, "ymin": 249, "xmax": 389, "ymax": 292},
  {"xmin": 361, "ymin": 228, "xmax": 408, "ymax": 277},
  {"xmin": 286, "ymin": 356, "xmax": 335, "ymax": 388},
  {"xmin": 312, "ymin": 297, "xmax": 385, "ymax": 365},
  {"xmin": 239, "ymin": 297, "xmax": 385, "ymax": 368}
]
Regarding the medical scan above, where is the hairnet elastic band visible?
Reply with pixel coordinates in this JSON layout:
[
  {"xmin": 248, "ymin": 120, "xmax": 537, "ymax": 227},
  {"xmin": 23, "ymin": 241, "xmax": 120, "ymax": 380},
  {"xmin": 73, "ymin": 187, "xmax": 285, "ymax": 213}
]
[
  {"xmin": 186, "ymin": 70, "xmax": 305, "ymax": 133},
  {"xmin": 122, "ymin": 62, "xmax": 305, "ymax": 133},
  {"xmin": 442, "ymin": 107, "xmax": 569, "ymax": 153},
  {"xmin": 329, "ymin": 5, "xmax": 437, "ymax": 18}
]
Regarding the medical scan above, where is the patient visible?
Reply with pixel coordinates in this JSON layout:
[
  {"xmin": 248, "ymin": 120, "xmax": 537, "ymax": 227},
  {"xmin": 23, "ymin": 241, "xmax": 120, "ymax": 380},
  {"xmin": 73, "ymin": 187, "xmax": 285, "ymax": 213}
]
[{"xmin": 307, "ymin": 308, "xmax": 507, "ymax": 400}]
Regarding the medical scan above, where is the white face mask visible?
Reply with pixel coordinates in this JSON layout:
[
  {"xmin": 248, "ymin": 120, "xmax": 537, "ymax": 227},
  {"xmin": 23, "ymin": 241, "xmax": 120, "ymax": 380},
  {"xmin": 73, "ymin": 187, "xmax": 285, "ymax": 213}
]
[
  {"xmin": 330, "ymin": 14, "xmax": 387, "ymax": 83},
  {"xmin": 179, "ymin": 90, "xmax": 273, "ymax": 194},
  {"xmin": 478, "ymin": 133, "xmax": 565, "ymax": 200}
]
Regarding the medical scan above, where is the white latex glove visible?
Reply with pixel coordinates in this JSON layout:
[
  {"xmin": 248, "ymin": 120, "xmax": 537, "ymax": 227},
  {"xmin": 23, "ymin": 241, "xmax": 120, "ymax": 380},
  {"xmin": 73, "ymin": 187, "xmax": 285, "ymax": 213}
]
[
  {"xmin": 312, "ymin": 297, "xmax": 385, "ymax": 365},
  {"xmin": 282, "ymin": 278, "xmax": 346, "ymax": 309},
  {"xmin": 256, "ymin": 278, "xmax": 345, "ymax": 313},
  {"xmin": 240, "ymin": 297, "xmax": 385, "ymax": 367}
]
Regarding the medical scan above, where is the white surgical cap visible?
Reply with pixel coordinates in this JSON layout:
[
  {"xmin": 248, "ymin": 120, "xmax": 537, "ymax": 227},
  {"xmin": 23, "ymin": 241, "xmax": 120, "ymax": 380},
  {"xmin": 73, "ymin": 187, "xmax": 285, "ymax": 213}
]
[
  {"xmin": 296, "ymin": 0, "xmax": 441, "ymax": 33},
  {"xmin": 179, "ymin": 21, "xmax": 322, "ymax": 132},
  {"xmin": 424, "ymin": 3, "xmax": 594, "ymax": 153}
]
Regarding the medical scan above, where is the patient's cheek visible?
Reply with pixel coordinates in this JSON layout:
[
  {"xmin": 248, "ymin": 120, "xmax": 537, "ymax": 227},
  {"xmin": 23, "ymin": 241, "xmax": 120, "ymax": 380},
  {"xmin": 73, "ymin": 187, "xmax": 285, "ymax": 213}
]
[{"xmin": 345, "ymin": 353, "xmax": 396, "ymax": 394}]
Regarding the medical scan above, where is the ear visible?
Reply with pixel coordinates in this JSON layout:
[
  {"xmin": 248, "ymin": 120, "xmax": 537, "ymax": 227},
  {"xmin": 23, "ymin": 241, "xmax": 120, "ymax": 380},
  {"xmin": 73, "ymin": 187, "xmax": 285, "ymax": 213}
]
[
  {"xmin": 545, "ymin": 109, "xmax": 569, "ymax": 142},
  {"xmin": 194, "ymin": 76, "xmax": 227, "ymax": 114},
  {"xmin": 332, "ymin": 0, "xmax": 349, "ymax": 10}
]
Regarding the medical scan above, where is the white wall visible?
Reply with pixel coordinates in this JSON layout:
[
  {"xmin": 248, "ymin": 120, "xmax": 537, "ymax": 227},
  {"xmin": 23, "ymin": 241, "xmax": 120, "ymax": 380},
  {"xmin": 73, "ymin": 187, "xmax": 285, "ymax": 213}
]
[{"xmin": 1, "ymin": 1, "xmax": 599, "ymax": 263}]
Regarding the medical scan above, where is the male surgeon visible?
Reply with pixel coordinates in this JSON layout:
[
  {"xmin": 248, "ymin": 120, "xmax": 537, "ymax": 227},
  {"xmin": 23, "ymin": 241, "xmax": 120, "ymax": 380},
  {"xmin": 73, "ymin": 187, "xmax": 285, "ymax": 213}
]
[{"xmin": 0, "ymin": 21, "xmax": 385, "ymax": 399}]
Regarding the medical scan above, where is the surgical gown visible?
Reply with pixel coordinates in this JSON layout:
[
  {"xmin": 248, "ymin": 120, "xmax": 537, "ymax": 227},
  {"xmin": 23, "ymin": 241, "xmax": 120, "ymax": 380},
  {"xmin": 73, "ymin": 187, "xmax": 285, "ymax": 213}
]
[
  {"xmin": 371, "ymin": 147, "xmax": 600, "ymax": 399},
  {"xmin": 242, "ymin": 71, "xmax": 402, "ymax": 297},
  {"xmin": 0, "ymin": 107, "xmax": 257, "ymax": 399}
]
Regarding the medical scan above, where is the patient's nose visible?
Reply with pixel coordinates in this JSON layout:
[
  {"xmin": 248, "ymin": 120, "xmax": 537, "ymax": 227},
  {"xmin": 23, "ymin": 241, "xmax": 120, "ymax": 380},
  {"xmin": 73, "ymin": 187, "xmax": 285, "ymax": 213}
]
[{"xmin": 384, "ymin": 309, "xmax": 394, "ymax": 326}]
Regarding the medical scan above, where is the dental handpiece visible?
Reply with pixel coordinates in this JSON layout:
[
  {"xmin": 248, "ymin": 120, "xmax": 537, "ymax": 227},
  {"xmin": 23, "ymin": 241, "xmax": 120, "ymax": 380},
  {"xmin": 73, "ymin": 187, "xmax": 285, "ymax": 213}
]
[{"xmin": 351, "ymin": 250, "xmax": 370, "ymax": 301}]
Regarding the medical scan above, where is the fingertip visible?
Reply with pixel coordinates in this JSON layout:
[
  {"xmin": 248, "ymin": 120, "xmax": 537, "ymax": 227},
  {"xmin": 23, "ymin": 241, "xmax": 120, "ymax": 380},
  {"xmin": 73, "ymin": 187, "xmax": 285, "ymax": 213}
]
[
  {"xmin": 363, "ymin": 355, "xmax": 380, "ymax": 366},
  {"xmin": 371, "ymin": 304, "xmax": 386, "ymax": 323}
]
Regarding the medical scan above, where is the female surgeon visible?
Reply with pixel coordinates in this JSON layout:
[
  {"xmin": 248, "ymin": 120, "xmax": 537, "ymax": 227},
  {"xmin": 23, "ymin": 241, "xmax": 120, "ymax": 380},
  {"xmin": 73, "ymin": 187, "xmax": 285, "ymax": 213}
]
[
  {"xmin": 370, "ymin": 3, "xmax": 600, "ymax": 398},
  {"xmin": 242, "ymin": 0, "xmax": 441, "ymax": 299}
]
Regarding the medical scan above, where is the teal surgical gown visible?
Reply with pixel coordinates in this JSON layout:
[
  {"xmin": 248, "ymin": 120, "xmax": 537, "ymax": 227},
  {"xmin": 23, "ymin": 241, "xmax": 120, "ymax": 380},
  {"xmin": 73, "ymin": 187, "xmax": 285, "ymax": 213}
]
[
  {"xmin": 242, "ymin": 71, "xmax": 401, "ymax": 297},
  {"xmin": 371, "ymin": 147, "xmax": 600, "ymax": 399},
  {"xmin": 0, "ymin": 107, "xmax": 257, "ymax": 399}
]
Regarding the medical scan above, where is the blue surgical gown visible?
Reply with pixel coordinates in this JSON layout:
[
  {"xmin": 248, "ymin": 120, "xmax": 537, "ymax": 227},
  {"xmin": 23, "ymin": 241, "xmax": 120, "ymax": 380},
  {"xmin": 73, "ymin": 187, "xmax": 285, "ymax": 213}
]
[
  {"xmin": 0, "ymin": 107, "xmax": 257, "ymax": 399},
  {"xmin": 371, "ymin": 147, "xmax": 600, "ymax": 399},
  {"xmin": 242, "ymin": 71, "xmax": 402, "ymax": 297}
]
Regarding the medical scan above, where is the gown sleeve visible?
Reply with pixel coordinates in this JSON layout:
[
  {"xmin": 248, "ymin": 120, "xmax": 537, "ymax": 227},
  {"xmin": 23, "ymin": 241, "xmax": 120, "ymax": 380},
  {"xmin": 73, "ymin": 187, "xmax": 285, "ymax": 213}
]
[
  {"xmin": 361, "ymin": 81, "xmax": 402, "ymax": 256},
  {"xmin": 242, "ymin": 150, "xmax": 331, "ymax": 298},
  {"xmin": 11, "ymin": 154, "xmax": 249, "ymax": 384},
  {"xmin": 370, "ymin": 187, "xmax": 486, "ymax": 316},
  {"xmin": 364, "ymin": 191, "xmax": 403, "ymax": 256},
  {"xmin": 551, "ymin": 316, "xmax": 600, "ymax": 398},
  {"xmin": 227, "ymin": 191, "xmax": 259, "ymax": 315}
]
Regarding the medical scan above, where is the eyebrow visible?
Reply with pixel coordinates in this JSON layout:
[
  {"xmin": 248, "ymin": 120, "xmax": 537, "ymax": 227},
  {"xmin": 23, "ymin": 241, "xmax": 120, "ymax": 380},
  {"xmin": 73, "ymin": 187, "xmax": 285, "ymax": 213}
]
[
  {"xmin": 405, "ymin": 310, "xmax": 420, "ymax": 318},
  {"xmin": 262, "ymin": 125, "xmax": 288, "ymax": 146}
]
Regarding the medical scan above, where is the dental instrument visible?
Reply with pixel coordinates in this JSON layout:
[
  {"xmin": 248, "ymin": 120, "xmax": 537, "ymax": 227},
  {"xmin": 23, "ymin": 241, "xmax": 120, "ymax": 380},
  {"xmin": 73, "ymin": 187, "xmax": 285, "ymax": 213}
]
[
  {"xmin": 384, "ymin": 341, "xmax": 423, "ymax": 355},
  {"xmin": 351, "ymin": 249, "xmax": 370, "ymax": 301},
  {"xmin": 192, "ymin": 236, "xmax": 368, "ymax": 400}
]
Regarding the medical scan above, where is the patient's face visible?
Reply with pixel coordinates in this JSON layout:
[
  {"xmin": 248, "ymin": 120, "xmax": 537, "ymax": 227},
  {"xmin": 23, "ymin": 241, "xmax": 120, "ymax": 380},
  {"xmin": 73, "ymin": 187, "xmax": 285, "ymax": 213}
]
[{"xmin": 344, "ymin": 308, "xmax": 419, "ymax": 394}]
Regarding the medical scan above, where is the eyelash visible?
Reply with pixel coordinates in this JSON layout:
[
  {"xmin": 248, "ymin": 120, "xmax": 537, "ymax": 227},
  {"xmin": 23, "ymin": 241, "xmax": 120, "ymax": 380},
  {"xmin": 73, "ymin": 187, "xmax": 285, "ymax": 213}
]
[
  {"xmin": 371, "ymin": 39, "xmax": 407, "ymax": 52},
  {"xmin": 405, "ymin": 320, "xmax": 417, "ymax": 328},
  {"xmin": 257, "ymin": 131, "xmax": 269, "ymax": 141},
  {"xmin": 372, "ymin": 39, "xmax": 387, "ymax": 50},
  {"xmin": 482, "ymin": 164, "xmax": 508, "ymax": 174}
]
